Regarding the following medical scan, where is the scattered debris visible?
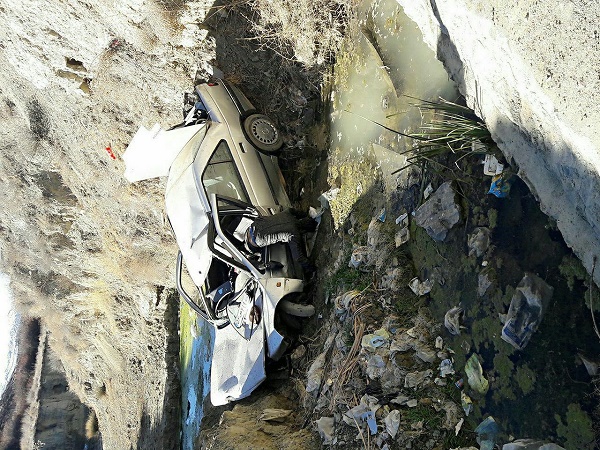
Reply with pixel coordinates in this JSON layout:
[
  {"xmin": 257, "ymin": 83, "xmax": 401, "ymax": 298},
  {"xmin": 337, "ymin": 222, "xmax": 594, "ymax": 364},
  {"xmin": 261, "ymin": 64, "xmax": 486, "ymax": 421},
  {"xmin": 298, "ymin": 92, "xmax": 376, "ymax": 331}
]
[
  {"xmin": 415, "ymin": 344, "xmax": 437, "ymax": 363},
  {"xmin": 105, "ymin": 144, "xmax": 116, "ymax": 160},
  {"xmin": 377, "ymin": 207, "xmax": 387, "ymax": 222},
  {"xmin": 318, "ymin": 187, "xmax": 340, "ymax": 210},
  {"xmin": 409, "ymin": 277, "xmax": 433, "ymax": 296},
  {"xmin": 488, "ymin": 173, "xmax": 512, "ymax": 198},
  {"xmin": 478, "ymin": 271, "xmax": 493, "ymax": 297},
  {"xmin": 361, "ymin": 328, "xmax": 390, "ymax": 351},
  {"xmin": 435, "ymin": 336, "xmax": 443, "ymax": 349},
  {"xmin": 468, "ymin": 227, "xmax": 491, "ymax": 258},
  {"xmin": 455, "ymin": 417, "xmax": 464, "ymax": 436},
  {"xmin": 441, "ymin": 400, "xmax": 462, "ymax": 430},
  {"xmin": 423, "ymin": 183, "xmax": 434, "ymax": 199},
  {"xmin": 439, "ymin": 359, "xmax": 455, "ymax": 378},
  {"xmin": 475, "ymin": 416, "xmax": 500, "ymax": 450},
  {"xmin": 444, "ymin": 305, "xmax": 463, "ymax": 335},
  {"xmin": 306, "ymin": 351, "xmax": 327, "ymax": 395},
  {"xmin": 316, "ymin": 416, "xmax": 335, "ymax": 445},
  {"xmin": 501, "ymin": 274, "xmax": 554, "ymax": 350},
  {"xmin": 483, "ymin": 154, "xmax": 504, "ymax": 176},
  {"xmin": 461, "ymin": 391, "xmax": 473, "ymax": 416},
  {"xmin": 405, "ymin": 369, "xmax": 433, "ymax": 388},
  {"xmin": 334, "ymin": 290, "xmax": 361, "ymax": 320},
  {"xmin": 108, "ymin": 37, "xmax": 122, "ymax": 50},
  {"xmin": 395, "ymin": 212, "xmax": 408, "ymax": 226},
  {"xmin": 291, "ymin": 345, "xmax": 306, "ymax": 363},
  {"xmin": 395, "ymin": 227, "xmax": 410, "ymax": 247},
  {"xmin": 501, "ymin": 439, "xmax": 566, "ymax": 450},
  {"xmin": 343, "ymin": 395, "xmax": 379, "ymax": 435},
  {"xmin": 349, "ymin": 246, "xmax": 370, "ymax": 269},
  {"xmin": 465, "ymin": 354, "xmax": 489, "ymax": 395},
  {"xmin": 414, "ymin": 181, "xmax": 461, "ymax": 242},
  {"xmin": 390, "ymin": 394, "xmax": 410, "ymax": 405},
  {"xmin": 379, "ymin": 267, "xmax": 405, "ymax": 291},
  {"xmin": 578, "ymin": 354, "xmax": 599, "ymax": 376},
  {"xmin": 384, "ymin": 410, "xmax": 400, "ymax": 438}
]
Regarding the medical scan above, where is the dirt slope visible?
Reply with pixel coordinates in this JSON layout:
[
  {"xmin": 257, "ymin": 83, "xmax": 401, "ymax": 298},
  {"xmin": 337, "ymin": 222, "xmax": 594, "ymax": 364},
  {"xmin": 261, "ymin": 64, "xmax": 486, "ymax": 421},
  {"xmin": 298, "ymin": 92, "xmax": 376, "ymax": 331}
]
[{"xmin": 0, "ymin": 1, "xmax": 213, "ymax": 448}]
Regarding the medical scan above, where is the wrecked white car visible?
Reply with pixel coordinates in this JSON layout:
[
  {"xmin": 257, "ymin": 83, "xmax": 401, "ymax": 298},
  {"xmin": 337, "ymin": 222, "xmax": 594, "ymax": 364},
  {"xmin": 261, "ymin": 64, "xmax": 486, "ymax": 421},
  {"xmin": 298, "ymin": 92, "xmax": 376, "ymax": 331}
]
[{"xmin": 124, "ymin": 79, "xmax": 315, "ymax": 406}]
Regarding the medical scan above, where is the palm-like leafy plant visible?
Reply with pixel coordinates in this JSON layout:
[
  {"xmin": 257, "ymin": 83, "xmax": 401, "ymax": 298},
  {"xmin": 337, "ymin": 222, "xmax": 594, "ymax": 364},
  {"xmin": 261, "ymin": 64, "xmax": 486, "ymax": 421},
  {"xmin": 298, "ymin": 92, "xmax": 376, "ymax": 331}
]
[{"xmin": 393, "ymin": 98, "xmax": 492, "ymax": 173}]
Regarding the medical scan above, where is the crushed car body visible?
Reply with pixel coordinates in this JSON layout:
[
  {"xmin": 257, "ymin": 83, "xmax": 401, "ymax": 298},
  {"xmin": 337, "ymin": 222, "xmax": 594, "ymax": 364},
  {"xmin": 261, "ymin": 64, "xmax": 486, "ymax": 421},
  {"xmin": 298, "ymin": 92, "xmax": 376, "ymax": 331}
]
[{"xmin": 124, "ymin": 78, "xmax": 314, "ymax": 406}]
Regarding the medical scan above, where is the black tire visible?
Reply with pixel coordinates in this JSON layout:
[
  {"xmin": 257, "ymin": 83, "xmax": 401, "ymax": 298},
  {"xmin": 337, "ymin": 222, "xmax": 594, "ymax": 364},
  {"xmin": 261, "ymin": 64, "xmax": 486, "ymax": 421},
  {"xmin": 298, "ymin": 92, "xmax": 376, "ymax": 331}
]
[{"xmin": 242, "ymin": 113, "xmax": 283, "ymax": 154}]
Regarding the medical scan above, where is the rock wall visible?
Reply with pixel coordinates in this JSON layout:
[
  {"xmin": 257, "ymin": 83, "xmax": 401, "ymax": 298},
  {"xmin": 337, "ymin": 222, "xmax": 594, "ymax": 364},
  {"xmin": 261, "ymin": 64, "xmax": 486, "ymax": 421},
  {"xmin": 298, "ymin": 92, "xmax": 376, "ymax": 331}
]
[
  {"xmin": 0, "ymin": 1, "xmax": 213, "ymax": 448},
  {"xmin": 397, "ymin": 0, "xmax": 600, "ymax": 284},
  {"xmin": 34, "ymin": 341, "xmax": 89, "ymax": 449}
]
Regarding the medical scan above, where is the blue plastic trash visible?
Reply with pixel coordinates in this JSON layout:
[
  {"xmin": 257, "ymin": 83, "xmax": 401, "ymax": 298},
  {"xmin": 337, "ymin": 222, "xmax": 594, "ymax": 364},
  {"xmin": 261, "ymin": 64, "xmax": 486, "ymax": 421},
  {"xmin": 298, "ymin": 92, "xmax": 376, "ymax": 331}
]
[{"xmin": 488, "ymin": 173, "xmax": 512, "ymax": 198}]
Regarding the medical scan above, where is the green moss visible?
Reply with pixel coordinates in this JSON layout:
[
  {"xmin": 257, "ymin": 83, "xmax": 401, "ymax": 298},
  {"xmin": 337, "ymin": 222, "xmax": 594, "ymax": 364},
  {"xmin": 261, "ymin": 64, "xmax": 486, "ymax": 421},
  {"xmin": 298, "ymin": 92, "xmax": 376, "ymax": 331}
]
[
  {"xmin": 180, "ymin": 300, "xmax": 196, "ymax": 371},
  {"xmin": 493, "ymin": 352, "xmax": 514, "ymax": 379},
  {"xmin": 461, "ymin": 253, "xmax": 477, "ymax": 273},
  {"xmin": 514, "ymin": 364, "xmax": 536, "ymax": 395},
  {"xmin": 501, "ymin": 285, "xmax": 516, "ymax": 309},
  {"xmin": 471, "ymin": 316, "xmax": 499, "ymax": 351},
  {"xmin": 327, "ymin": 156, "xmax": 379, "ymax": 229},
  {"xmin": 559, "ymin": 254, "xmax": 588, "ymax": 291},
  {"xmin": 325, "ymin": 263, "xmax": 373, "ymax": 293},
  {"xmin": 402, "ymin": 405, "xmax": 443, "ymax": 429},
  {"xmin": 393, "ymin": 293, "xmax": 423, "ymax": 318},
  {"xmin": 492, "ymin": 380, "xmax": 517, "ymax": 402},
  {"xmin": 487, "ymin": 209, "xmax": 498, "ymax": 229},
  {"xmin": 555, "ymin": 403, "xmax": 595, "ymax": 450}
]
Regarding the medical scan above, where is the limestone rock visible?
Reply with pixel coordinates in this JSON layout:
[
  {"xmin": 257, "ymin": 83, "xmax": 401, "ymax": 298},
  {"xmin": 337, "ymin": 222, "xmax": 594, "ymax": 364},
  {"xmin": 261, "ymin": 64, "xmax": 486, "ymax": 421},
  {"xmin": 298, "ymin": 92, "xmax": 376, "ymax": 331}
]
[{"xmin": 397, "ymin": 0, "xmax": 600, "ymax": 286}]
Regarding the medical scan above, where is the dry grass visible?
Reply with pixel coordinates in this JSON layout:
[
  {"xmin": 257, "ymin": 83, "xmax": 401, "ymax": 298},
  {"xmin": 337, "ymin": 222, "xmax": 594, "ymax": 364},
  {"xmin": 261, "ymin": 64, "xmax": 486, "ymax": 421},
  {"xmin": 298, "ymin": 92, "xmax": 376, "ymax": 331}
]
[
  {"xmin": 85, "ymin": 409, "xmax": 99, "ymax": 440},
  {"xmin": 18, "ymin": 326, "xmax": 47, "ymax": 450},
  {"xmin": 243, "ymin": 0, "xmax": 353, "ymax": 67}
]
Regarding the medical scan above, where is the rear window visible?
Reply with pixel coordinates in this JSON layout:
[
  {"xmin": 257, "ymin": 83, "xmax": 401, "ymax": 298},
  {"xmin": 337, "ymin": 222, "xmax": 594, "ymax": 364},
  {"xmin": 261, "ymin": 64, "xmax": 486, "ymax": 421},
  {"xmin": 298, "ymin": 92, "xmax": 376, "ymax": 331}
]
[{"xmin": 202, "ymin": 141, "xmax": 249, "ymax": 203}]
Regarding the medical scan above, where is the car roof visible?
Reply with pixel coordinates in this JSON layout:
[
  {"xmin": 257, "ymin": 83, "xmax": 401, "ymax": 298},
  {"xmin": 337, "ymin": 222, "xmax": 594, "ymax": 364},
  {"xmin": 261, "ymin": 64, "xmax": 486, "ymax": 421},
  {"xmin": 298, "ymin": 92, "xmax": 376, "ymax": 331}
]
[{"xmin": 165, "ymin": 128, "xmax": 214, "ymax": 289}]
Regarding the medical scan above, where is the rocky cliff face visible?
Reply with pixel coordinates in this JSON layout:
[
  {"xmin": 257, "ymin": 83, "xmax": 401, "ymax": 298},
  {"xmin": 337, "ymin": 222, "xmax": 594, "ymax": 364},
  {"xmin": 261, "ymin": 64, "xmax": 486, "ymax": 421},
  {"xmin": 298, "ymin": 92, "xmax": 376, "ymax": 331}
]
[
  {"xmin": 0, "ymin": 1, "xmax": 213, "ymax": 448},
  {"xmin": 397, "ymin": 0, "xmax": 600, "ymax": 284},
  {"xmin": 33, "ymin": 340, "xmax": 89, "ymax": 449}
]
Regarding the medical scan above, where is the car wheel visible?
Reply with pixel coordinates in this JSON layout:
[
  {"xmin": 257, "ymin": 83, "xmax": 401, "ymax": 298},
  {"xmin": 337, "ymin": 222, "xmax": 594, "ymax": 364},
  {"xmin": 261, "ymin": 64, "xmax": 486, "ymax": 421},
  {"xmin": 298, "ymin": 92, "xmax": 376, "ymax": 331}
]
[
  {"xmin": 279, "ymin": 299, "xmax": 315, "ymax": 318},
  {"xmin": 242, "ymin": 114, "xmax": 283, "ymax": 154}
]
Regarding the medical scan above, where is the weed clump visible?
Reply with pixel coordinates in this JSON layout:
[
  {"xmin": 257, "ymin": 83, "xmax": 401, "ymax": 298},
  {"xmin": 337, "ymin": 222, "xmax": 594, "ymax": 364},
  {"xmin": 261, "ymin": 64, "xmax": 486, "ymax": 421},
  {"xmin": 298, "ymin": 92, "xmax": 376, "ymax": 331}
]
[
  {"xmin": 245, "ymin": 0, "xmax": 351, "ymax": 67},
  {"xmin": 555, "ymin": 403, "xmax": 595, "ymax": 449}
]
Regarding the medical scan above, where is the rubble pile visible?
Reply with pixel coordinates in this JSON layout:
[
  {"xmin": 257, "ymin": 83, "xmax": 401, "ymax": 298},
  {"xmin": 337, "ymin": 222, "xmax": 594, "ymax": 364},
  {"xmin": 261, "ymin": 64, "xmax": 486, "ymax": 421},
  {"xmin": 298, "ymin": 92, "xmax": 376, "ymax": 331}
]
[{"xmin": 306, "ymin": 290, "xmax": 470, "ymax": 449}]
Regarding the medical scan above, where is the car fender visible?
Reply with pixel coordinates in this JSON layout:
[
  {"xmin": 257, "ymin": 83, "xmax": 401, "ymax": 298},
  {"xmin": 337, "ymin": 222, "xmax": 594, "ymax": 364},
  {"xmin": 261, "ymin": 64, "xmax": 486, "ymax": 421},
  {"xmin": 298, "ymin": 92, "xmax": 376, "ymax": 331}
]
[{"xmin": 261, "ymin": 278, "xmax": 304, "ymax": 359}]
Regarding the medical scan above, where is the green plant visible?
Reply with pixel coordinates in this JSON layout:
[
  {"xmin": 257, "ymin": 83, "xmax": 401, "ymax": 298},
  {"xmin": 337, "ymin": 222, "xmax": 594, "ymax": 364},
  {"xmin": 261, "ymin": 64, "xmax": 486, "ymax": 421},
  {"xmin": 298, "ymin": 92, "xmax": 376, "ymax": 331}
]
[
  {"xmin": 559, "ymin": 254, "xmax": 587, "ymax": 291},
  {"xmin": 403, "ymin": 405, "xmax": 443, "ymax": 429},
  {"xmin": 514, "ymin": 364, "xmax": 536, "ymax": 395},
  {"xmin": 392, "ymin": 98, "xmax": 493, "ymax": 173},
  {"xmin": 326, "ymin": 264, "xmax": 373, "ymax": 294},
  {"xmin": 555, "ymin": 403, "xmax": 595, "ymax": 450}
]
